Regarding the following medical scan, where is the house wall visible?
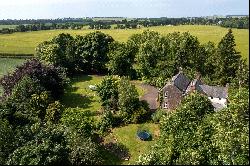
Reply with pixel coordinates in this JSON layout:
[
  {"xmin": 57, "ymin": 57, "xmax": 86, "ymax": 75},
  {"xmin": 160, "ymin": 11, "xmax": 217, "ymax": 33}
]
[
  {"xmin": 208, "ymin": 97, "xmax": 227, "ymax": 107},
  {"xmin": 162, "ymin": 85, "xmax": 183, "ymax": 110}
]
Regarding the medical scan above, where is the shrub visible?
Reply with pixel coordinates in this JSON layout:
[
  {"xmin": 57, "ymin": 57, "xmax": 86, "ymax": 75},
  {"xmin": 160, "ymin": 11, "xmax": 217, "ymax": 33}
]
[
  {"xmin": 6, "ymin": 123, "xmax": 70, "ymax": 165},
  {"xmin": 0, "ymin": 59, "xmax": 68, "ymax": 99},
  {"xmin": 61, "ymin": 108, "xmax": 95, "ymax": 139},
  {"xmin": 66, "ymin": 131, "xmax": 103, "ymax": 165},
  {"xmin": 97, "ymin": 110, "xmax": 114, "ymax": 135},
  {"xmin": 97, "ymin": 76, "xmax": 119, "ymax": 111},
  {"xmin": 45, "ymin": 101, "xmax": 64, "ymax": 123},
  {"xmin": 131, "ymin": 101, "xmax": 151, "ymax": 124},
  {"xmin": 151, "ymin": 109, "xmax": 167, "ymax": 123}
]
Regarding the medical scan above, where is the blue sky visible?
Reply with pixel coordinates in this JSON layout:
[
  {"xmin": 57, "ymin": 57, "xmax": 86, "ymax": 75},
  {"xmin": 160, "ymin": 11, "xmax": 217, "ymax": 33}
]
[{"xmin": 0, "ymin": 0, "xmax": 249, "ymax": 19}]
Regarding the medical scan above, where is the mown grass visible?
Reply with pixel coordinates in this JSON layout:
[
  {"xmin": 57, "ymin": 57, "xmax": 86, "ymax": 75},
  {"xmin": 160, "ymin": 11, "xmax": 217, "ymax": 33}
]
[
  {"xmin": 61, "ymin": 75, "xmax": 146, "ymax": 115},
  {"xmin": 103, "ymin": 123, "xmax": 159, "ymax": 165},
  {"xmin": 61, "ymin": 75, "xmax": 104, "ymax": 118},
  {"xmin": 0, "ymin": 25, "xmax": 248, "ymax": 61}
]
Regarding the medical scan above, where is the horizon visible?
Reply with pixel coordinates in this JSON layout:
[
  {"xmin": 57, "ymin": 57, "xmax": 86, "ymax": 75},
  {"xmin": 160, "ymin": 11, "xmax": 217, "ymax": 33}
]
[
  {"xmin": 0, "ymin": 14, "xmax": 249, "ymax": 20},
  {"xmin": 0, "ymin": 0, "xmax": 249, "ymax": 20}
]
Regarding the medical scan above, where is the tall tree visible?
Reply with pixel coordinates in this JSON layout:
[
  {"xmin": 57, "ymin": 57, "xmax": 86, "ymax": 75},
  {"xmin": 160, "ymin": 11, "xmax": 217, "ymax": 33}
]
[{"xmin": 216, "ymin": 29, "xmax": 241, "ymax": 85}]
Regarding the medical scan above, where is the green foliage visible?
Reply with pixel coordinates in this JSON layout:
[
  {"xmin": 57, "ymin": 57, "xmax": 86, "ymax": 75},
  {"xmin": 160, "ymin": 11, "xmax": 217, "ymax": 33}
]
[
  {"xmin": 29, "ymin": 91, "xmax": 53, "ymax": 121},
  {"xmin": 130, "ymin": 101, "xmax": 150, "ymax": 124},
  {"xmin": 36, "ymin": 33, "xmax": 78, "ymax": 74},
  {"xmin": 75, "ymin": 31, "xmax": 114, "ymax": 73},
  {"xmin": 117, "ymin": 78, "xmax": 140, "ymax": 123},
  {"xmin": 216, "ymin": 29, "xmax": 241, "ymax": 85},
  {"xmin": 137, "ymin": 92, "xmax": 215, "ymax": 165},
  {"xmin": 107, "ymin": 41, "xmax": 136, "ymax": 78},
  {"xmin": 61, "ymin": 108, "xmax": 95, "ymax": 138},
  {"xmin": 97, "ymin": 110, "xmax": 114, "ymax": 135},
  {"xmin": 97, "ymin": 75, "xmax": 119, "ymax": 111},
  {"xmin": 67, "ymin": 131, "xmax": 103, "ymax": 165},
  {"xmin": 0, "ymin": 120, "xmax": 15, "ymax": 165},
  {"xmin": 97, "ymin": 76, "xmax": 148, "ymax": 125},
  {"xmin": 233, "ymin": 59, "xmax": 249, "ymax": 88},
  {"xmin": 138, "ymin": 88, "xmax": 249, "ymax": 165},
  {"xmin": 45, "ymin": 101, "xmax": 64, "ymax": 123},
  {"xmin": 151, "ymin": 109, "xmax": 167, "ymax": 123},
  {"xmin": 7, "ymin": 123, "xmax": 70, "ymax": 165},
  {"xmin": 211, "ymin": 88, "xmax": 249, "ymax": 165}
]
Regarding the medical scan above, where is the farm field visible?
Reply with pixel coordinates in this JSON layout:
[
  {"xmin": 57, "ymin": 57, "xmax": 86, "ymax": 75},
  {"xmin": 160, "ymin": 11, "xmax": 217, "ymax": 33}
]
[{"xmin": 0, "ymin": 25, "xmax": 248, "ymax": 61}]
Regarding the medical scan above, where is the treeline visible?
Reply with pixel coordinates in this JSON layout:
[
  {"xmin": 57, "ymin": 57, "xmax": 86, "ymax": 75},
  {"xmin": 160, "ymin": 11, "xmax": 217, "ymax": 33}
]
[
  {"xmin": 1, "ymin": 17, "xmax": 248, "ymax": 34},
  {"xmin": 35, "ymin": 29, "xmax": 248, "ymax": 88}
]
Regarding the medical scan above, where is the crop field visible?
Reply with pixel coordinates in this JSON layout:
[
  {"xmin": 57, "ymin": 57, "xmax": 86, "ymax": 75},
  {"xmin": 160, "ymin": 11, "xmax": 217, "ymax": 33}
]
[{"xmin": 0, "ymin": 25, "xmax": 248, "ymax": 61}]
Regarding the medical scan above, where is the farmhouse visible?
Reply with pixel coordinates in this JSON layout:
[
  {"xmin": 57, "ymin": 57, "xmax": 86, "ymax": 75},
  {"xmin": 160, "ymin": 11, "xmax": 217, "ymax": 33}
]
[{"xmin": 160, "ymin": 69, "xmax": 228, "ymax": 111}]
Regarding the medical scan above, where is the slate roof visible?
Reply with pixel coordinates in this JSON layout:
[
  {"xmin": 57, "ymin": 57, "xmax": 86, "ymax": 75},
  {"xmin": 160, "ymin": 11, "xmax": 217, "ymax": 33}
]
[
  {"xmin": 199, "ymin": 85, "xmax": 228, "ymax": 98},
  {"xmin": 171, "ymin": 72, "xmax": 191, "ymax": 92}
]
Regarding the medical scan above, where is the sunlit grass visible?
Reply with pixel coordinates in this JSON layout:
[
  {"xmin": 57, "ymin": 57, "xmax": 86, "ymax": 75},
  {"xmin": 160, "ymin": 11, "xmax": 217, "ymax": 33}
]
[
  {"xmin": 103, "ymin": 123, "xmax": 160, "ymax": 165},
  {"xmin": 0, "ymin": 25, "xmax": 248, "ymax": 62}
]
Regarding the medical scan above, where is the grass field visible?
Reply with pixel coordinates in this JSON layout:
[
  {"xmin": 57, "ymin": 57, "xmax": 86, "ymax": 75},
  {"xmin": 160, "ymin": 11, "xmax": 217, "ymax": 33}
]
[
  {"xmin": 0, "ymin": 25, "xmax": 17, "ymax": 30},
  {"xmin": 0, "ymin": 25, "xmax": 248, "ymax": 61}
]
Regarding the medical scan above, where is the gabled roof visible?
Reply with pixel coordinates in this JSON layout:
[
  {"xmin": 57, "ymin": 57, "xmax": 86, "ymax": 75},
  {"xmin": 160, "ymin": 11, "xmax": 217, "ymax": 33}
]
[
  {"xmin": 172, "ymin": 72, "xmax": 191, "ymax": 92},
  {"xmin": 199, "ymin": 85, "xmax": 228, "ymax": 98}
]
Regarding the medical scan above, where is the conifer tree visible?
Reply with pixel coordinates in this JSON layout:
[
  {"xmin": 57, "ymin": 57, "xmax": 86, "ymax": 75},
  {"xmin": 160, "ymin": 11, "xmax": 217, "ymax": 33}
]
[{"xmin": 216, "ymin": 29, "xmax": 241, "ymax": 85}]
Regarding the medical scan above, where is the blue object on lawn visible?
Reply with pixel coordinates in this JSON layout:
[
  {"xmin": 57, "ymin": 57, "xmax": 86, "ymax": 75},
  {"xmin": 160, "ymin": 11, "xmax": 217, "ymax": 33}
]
[{"xmin": 137, "ymin": 130, "xmax": 151, "ymax": 141}]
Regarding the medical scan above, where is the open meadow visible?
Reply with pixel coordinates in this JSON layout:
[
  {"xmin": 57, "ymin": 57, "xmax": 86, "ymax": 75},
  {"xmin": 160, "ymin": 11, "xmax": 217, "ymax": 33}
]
[{"xmin": 0, "ymin": 25, "xmax": 248, "ymax": 61}]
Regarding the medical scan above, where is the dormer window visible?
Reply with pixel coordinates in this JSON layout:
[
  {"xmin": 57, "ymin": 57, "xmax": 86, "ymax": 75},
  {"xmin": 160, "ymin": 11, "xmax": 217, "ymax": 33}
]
[
  {"xmin": 219, "ymin": 98, "xmax": 221, "ymax": 100},
  {"xmin": 211, "ymin": 96, "xmax": 213, "ymax": 99}
]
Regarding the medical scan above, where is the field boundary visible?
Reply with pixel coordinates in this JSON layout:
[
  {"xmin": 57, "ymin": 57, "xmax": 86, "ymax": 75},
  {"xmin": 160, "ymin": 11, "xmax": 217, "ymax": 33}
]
[{"xmin": 0, "ymin": 53, "xmax": 33, "ymax": 59}]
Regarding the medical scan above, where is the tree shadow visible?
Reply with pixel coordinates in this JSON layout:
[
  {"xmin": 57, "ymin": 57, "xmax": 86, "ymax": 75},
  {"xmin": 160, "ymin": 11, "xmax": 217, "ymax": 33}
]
[
  {"xmin": 71, "ymin": 75, "xmax": 93, "ymax": 83},
  {"xmin": 101, "ymin": 142, "xmax": 130, "ymax": 165},
  {"xmin": 62, "ymin": 92, "xmax": 94, "ymax": 109},
  {"xmin": 61, "ymin": 75, "xmax": 97, "ymax": 109}
]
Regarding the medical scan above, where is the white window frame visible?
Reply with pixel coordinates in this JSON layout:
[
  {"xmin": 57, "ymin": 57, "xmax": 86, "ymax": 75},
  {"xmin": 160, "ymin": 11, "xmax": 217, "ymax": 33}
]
[
  {"xmin": 164, "ymin": 92, "xmax": 168, "ymax": 98},
  {"xmin": 163, "ymin": 102, "xmax": 168, "ymax": 108}
]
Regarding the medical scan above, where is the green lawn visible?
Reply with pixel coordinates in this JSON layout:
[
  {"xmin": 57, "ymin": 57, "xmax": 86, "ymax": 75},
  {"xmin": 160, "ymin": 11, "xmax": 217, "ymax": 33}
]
[
  {"xmin": 61, "ymin": 75, "xmax": 104, "ymax": 117},
  {"xmin": 0, "ymin": 25, "xmax": 248, "ymax": 61},
  {"xmin": 103, "ymin": 123, "xmax": 159, "ymax": 165},
  {"xmin": 61, "ymin": 75, "xmax": 146, "ymax": 114}
]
